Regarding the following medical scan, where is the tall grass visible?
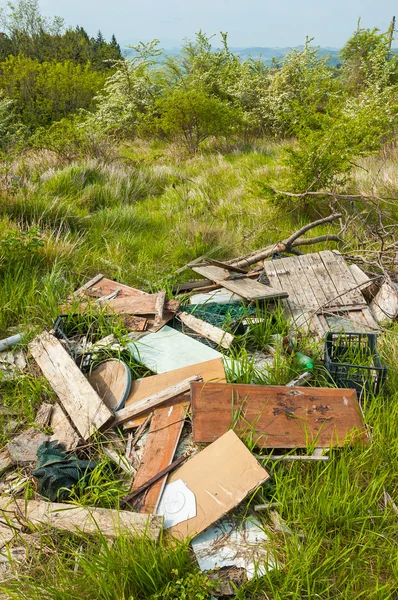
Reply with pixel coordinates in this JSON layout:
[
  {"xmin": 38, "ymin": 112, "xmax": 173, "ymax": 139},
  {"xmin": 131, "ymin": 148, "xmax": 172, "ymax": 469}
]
[{"xmin": 1, "ymin": 141, "xmax": 398, "ymax": 599}]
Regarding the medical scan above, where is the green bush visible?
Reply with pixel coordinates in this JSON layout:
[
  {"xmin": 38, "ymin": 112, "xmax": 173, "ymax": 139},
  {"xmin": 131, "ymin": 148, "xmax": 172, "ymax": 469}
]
[
  {"xmin": 0, "ymin": 55, "xmax": 106, "ymax": 127},
  {"xmin": 155, "ymin": 88, "xmax": 242, "ymax": 153}
]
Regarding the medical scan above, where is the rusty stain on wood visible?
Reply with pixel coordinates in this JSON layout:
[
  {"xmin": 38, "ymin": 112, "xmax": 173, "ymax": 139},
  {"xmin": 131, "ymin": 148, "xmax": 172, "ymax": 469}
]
[{"xmin": 191, "ymin": 382, "xmax": 368, "ymax": 448}]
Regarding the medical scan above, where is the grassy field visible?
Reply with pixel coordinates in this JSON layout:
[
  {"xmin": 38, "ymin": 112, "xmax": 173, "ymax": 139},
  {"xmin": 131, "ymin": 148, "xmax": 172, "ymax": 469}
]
[{"xmin": 0, "ymin": 139, "xmax": 397, "ymax": 599}]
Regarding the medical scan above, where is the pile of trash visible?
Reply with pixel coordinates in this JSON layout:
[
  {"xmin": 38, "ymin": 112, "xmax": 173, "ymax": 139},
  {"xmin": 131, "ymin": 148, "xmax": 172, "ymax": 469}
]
[{"xmin": 0, "ymin": 243, "xmax": 394, "ymax": 594}]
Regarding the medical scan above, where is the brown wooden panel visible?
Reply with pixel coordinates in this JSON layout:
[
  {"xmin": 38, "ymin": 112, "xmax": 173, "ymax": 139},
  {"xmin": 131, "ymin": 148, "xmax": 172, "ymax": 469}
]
[
  {"xmin": 191, "ymin": 382, "xmax": 367, "ymax": 448},
  {"xmin": 131, "ymin": 396, "xmax": 188, "ymax": 513}
]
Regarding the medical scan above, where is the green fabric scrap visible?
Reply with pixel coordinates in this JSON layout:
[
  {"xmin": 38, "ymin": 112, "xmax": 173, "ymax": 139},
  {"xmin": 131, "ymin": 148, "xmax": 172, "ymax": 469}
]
[{"xmin": 32, "ymin": 440, "xmax": 97, "ymax": 502}]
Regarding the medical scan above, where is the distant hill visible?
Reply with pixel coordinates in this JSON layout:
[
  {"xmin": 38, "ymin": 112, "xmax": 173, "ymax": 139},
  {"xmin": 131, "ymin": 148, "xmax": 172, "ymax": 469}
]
[{"xmin": 122, "ymin": 44, "xmax": 398, "ymax": 67}]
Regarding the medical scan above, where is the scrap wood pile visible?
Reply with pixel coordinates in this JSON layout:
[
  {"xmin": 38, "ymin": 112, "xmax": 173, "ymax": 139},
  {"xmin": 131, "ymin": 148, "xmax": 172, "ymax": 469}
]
[{"xmin": 0, "ymin": 215, "xmax": 396, "ymax": 593}]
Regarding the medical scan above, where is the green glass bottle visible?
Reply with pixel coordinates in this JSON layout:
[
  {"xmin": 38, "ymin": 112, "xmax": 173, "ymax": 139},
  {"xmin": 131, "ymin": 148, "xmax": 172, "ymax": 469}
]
[{"xmin": 293, "ymin": 351, "xmax": 314, "ymax": 371}]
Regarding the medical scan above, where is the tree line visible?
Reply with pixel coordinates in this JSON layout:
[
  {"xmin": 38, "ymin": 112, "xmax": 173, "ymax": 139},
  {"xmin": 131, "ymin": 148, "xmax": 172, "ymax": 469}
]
[{"xmin": 0, "ymin": 0, "xmax": 397, "ymax": 198}]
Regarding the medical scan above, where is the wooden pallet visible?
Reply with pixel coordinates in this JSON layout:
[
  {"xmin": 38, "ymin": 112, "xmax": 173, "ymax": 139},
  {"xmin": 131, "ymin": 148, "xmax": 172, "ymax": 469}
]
[{"xmin": 263, "ymin": 251, "xmax": 379, "ymax": 338}]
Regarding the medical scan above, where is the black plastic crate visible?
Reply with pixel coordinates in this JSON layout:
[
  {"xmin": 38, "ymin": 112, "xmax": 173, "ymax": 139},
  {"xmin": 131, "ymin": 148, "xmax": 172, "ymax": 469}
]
[{"xmin": 325, "ymin": 332, "xmax": 387, "ymax": 396}]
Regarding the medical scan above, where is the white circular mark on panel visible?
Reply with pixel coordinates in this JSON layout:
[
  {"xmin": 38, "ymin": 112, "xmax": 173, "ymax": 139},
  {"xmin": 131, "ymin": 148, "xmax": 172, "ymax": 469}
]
[{"xmin": 163, "ymin": 489, "xmax": 186, "ymax": 514}]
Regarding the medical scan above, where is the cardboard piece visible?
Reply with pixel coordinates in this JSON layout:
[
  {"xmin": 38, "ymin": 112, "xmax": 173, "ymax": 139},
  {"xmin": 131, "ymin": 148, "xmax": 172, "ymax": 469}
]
[
  {"xmin": 156, "ymin": 430, "xmax": 270, "ymax": 539},
  {"xmin": 124, "ymin": 357, "xmax": 226, "ymax": 428}
]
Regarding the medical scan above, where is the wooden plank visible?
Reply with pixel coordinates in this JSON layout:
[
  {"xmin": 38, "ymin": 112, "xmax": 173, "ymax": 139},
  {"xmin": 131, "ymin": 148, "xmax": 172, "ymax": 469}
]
[
  {"xmin": 30, "ymin": 332, "xmax": 113, "ymax": 440},
  {"xmin": 114, "ymin": 375, "xmax": 202, "ymax": 426},
  {"xmin": 266, "ymin": 257, "xmax": 320, "ymax": 335},
  {"xmin": 77, "ymin": 295, "xmax": 180, "ymax": 316},
  {"xmin": 34, "ymin": 404, "xmax": 53, "ymax": 428},
  {"xmin": 0, "ymin": 499, "xmax": 163, "ymax": 541},
  {"xmin": 7, "ymin": 428, "xmax": 49, "ymax": 464},
  {"xmin": 319, "ymin": 251, "xmax": 366, "ymax": 306},
  {"xmin": 124, "ymin": 357, "xmax": 226, "ymax": 429},
  {"xmin": 128, "ymin": 325, "xmax": 224, "ymax": 375},
  {"xmin": 202, "ymin": 258, "xmax": 248, "ymax": 274},
  {"xmin": 156, "ymin": 430, "xmax": 270, "ymax": 539},
  {"xmin": 131, "ymin": 396, "xmax": 188, "ymax": 513},
  {"xmin": 179, "ymin": 312, "xmax": 234, "ymax": 350},
  {"xmin": 192, "ymin": 264, "xmax": 287, "ymax": 302},
  {"xmin": 50, "ymin": 404, "xmax": 81, "ymax": 451},
  {"xmin": 349, "ymin": 264, "xmax": 379, "ymax": 302},
  {"xmin": 192, "ymin": 264, "xmax": 232, "ymax": 281},
  {"xmin": 370, "ymin": 281, "xmax": 398, "ymax": 324},
  {"xmin": 0, "ymin": 448, "xmax": 14, "ymax": 476},
  {"xmin": 304, "ymin": 253, "xmax": 344, "ymax": 308},
  {"xmin": 73, "ymin": 274, "xmax": 104, "ymax": 297},
  {"xmin": 218, "ymin": 278, "xmax": 288, "ymax": 302},
  {"xmin": 154, "ymin": 291, "xmax": 167, "ymax": 327},
  {"xmin": 191, "ymin": 382, "xmax": 368, "ymax": 448},
  {"xmin": 87, "ymin": 277, "xmax": 147, "ymax": 298}
]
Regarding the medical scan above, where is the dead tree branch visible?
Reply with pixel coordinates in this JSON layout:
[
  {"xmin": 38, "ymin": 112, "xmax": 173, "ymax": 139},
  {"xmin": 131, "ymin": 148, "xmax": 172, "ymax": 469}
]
[{"xmin": 229, "ymin": 213, "xmax": 342, "ymax": 269}]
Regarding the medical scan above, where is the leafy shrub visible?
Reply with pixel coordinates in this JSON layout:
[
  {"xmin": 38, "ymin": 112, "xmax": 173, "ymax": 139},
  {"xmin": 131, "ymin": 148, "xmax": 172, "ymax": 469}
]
[
  {"xmin": 0, "ymin": 55, "xmax": 106, "ymax": 127},
  {"xmin": 155, "ymin": 88, "xmax": 242, "ymax": 153}
]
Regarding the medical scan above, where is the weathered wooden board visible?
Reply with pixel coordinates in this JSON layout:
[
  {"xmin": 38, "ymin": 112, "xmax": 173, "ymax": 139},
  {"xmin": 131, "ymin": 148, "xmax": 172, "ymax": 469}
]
[
  {"xmin": 34, "ymin": 404, "xmax": 53, "ymax": 428},
  {"xmin": 114, "ymin": 375, "xmax": 201, "ymax": 426},
  {"xmin": 370, "ymin": 281, "xmax": 398, "ymax": 324},
  {"xmin": 179, "ymin": 311, "xmax": 234, "ymax": 349},
  {"xmin": 77, "ymin": 295, "xmax": 179, "ymax": 316},
  {"xmin": 0, "ymin": 499, "xmax": 163, "ymax": 541},
  {"xmin": 132, "ymin": 396, "xmax": 188, "ymax": 513},
  {"xmin": 7, "ymin": 428, "xmax": 49, "ymax": 464},
  {"xmin": 192, "ymin": 265, "xmax": 288, "ymax": 302},
  {"xmin": 30, "ymin": 332, "xmax": 114, "ymax": 440},
  {"xmin": 124, "ymin": 357, "xmax": 226, "ymax": 429},
  {"xmin": 0, "ymin": 448, "xmax": 14, "ymax": 476},
  {"xmin": 157, "ymin": 430, "xmax": 270, "ymax": 540},
  {"xmin": 191, "ymin": 382, "xmax": 368, "ymax": 448},
  {"xmin": 85, "ymin": 277, "xmax": 146, "ymax": 298},
  {"xmin": 128, "ymin": 326, "xmax": 224, "ymax": 375},
  {"xmin": 50, "ymin": 404, "xmax": 81, "ymax": 451}
]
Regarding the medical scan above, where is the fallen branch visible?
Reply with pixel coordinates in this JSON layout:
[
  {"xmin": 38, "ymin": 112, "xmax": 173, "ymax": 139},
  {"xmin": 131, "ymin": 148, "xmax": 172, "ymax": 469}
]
[{"xmin": 229, "ymin": 213, "xmax": 342, "ymax": 269}]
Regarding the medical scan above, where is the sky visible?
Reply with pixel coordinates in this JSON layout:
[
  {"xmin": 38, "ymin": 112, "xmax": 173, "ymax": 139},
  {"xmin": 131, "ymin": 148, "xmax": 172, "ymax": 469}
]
[{"xmin": 39, "ymin": 0, "xmax": 396, "ymax": 49}]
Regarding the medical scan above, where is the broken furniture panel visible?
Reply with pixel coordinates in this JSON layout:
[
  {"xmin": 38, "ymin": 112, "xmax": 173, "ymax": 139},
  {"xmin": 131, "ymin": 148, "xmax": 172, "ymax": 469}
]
[
  {"xmin": 156, "ymin": 430, "xmax": 270, "ymax": 539},
  {"xmin": 128, "ymin": 325, "xmax": 224, "ymax": 375},
  {"xmin": 123, "ymin": 357, "xmax": 226, "ymax": 428},
  {"xmin": 30, "ymin": 332, "xmax": 114, "ymax": 440},
  {"xmin": 130, "ymin": 396, "xmax": 188, "ymax": 513},
  {"xmin": 0, "ymin": 498, "xmax": 163, "ymax": 541},
  {"xmin": 191, "ymin": 382, "xmax": 368, "ymax": 448},
  {"xmin": 192, "ymin": 264, "xmax": 288, "ymax": 302}
]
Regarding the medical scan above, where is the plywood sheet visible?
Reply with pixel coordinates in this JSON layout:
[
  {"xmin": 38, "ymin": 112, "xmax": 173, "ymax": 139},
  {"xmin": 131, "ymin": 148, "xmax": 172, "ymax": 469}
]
[
  {"xmin": 191, "ymin": 382, "xmax": 367, "ymax": 448},
  {"xmin": 132, "ymin": 396, "xmax": 188, "ymax": 513},
  {"xmin": 124, "ymin": 357, "xmax": 226, "ymax": 428},
  {"xmin": 157, "ymin": 430, "xmax": 269, "ymax": 540}
]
